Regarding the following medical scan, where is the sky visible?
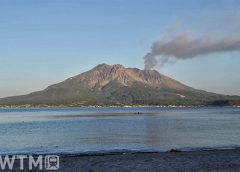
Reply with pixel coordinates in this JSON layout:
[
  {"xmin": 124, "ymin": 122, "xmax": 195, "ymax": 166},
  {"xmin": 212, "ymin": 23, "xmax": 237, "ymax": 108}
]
[{"xmin": 0, "ymin": 0, "xmax": 240, "ymax": 98}]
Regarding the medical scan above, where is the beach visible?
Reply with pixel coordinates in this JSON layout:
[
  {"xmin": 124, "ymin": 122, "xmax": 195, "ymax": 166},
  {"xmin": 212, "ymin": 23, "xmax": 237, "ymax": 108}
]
[
  {"xmin": 4, "ymin": 148, "xmax": 240, "ymax": 172},
  {"xmin": 59, "ymin": 149, "xmax": 240, "ymax": 172}
]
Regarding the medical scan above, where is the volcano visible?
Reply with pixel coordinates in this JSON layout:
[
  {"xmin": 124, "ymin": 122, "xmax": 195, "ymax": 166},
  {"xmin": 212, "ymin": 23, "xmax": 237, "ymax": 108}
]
[{"xmin": 0, "ymin": 64, "xmax": 237, "ymax": 106}]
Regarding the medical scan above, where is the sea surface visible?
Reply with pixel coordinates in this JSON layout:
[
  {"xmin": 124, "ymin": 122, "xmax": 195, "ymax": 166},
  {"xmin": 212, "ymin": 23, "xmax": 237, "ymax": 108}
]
[{"xmin": 0, "ymin": 107, "xmax": 240, "ymax": 155}]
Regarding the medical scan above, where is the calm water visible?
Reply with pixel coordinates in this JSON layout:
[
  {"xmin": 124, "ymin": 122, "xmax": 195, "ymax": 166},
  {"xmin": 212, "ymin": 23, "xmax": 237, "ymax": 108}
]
[{"xmin": 0, "ymin": 107, "xmax": 240, "ymax": 154}]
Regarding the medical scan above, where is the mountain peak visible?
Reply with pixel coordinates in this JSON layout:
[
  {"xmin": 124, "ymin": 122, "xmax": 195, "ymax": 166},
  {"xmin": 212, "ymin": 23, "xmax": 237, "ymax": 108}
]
[
  {"xmin": 71, "ymin": 64, "xmax": 187, "ymax": 90},
  {"xmin": 94, "ymin": 63, "xmax": 125, "ymax": 70}
]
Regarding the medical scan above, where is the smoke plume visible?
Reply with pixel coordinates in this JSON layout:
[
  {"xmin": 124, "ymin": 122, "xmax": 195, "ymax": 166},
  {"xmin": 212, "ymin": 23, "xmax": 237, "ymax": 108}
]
[{"xmin": 144, "ymin": 33, "xmax": 240, "ymax": 70}]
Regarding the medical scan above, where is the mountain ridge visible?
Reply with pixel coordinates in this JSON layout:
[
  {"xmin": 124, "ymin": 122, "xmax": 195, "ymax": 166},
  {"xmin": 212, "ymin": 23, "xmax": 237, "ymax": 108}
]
[{"xmin": 63, "ymin": 63, "xmax": 188, "ymax": 90}]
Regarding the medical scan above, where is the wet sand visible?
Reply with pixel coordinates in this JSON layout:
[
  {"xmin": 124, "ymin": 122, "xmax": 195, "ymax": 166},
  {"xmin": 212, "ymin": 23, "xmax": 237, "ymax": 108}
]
[{"xmin": 3, "ymin": 148, "xmax": 240, "ymax": 172}]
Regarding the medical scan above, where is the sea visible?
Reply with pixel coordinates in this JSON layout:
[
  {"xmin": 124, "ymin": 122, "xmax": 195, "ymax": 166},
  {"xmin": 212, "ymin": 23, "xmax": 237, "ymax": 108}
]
[{"xmin": 0, "ymin": 107, "xmax": 240, "ymax": 155}]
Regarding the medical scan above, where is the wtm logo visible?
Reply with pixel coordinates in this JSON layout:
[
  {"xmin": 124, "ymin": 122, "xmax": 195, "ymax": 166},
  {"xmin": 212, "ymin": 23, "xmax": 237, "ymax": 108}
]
[{"xmin": 0, "ymin": 155, "xmax": 59, "ymax": 170}]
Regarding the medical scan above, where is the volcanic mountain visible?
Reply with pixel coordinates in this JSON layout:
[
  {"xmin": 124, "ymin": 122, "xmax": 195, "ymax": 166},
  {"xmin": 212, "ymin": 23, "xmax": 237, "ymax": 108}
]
[{"xmin": 0, "ymin": 64, "xmax": 237, "ymax": 106}]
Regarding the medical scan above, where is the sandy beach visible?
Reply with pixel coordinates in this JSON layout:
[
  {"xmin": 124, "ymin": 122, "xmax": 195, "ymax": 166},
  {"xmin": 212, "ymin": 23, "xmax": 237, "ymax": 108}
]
[{"xmin": 3, "ymin": 148, "xmax": 240, "ymax": 172}]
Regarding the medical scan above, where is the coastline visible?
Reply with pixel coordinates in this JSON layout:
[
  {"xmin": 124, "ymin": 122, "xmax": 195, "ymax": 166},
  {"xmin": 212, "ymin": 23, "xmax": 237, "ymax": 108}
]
[
  {"xmin": 59, "ymin": 148, "xmax": 240, "ymax": 172},
  {"xmin": 1, "ymin": 105, "xmax": 239, "ymax": 108},
  {"xmin": 0, "ymin": 104, "xmax": 202, "ymax": 108},
  {"xmin": 7, "ymin": 148, "xmax": 240, "ymax": 172}
]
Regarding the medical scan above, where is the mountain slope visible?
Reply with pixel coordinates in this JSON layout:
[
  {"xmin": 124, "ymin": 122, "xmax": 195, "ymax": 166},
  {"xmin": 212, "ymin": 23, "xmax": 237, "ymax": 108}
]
[{"xmin": 0, "ymin": 64, "xmax": 236, "ymax": 106}]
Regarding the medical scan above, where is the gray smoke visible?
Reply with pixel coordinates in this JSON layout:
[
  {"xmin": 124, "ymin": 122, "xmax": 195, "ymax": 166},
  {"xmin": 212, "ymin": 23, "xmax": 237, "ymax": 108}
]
[{"xmin": 144, "ymin": 33, "xmax": 240, "ymax": 70}]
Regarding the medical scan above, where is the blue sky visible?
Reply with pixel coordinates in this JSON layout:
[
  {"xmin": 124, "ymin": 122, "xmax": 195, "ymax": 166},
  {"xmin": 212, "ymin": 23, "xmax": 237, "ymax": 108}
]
[{"xmin": 0, "ymin": 0, "xmax": 240, "ymax": 97}]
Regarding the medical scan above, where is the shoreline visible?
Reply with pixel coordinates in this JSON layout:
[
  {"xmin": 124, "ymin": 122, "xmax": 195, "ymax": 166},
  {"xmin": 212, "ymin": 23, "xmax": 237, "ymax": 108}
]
[
  {"xmin": 2, "ymin": 146, "xmax": 240, "ymax": 157},
  {"xmin": 7, "ymin": 148, "xmax": 240, "ymax": 172},
  {"xmin": 0, "ymin": 105, "xmax": 240, "ymax": 109},
  {"xmin": 59, "ymin": 148, "xmax": 240, "ymax": 172}
]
